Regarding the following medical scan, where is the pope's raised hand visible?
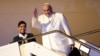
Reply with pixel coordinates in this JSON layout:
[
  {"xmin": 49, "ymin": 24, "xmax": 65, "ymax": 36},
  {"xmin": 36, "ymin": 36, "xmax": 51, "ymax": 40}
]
[{"xmin": 33, "ymin": 8, "xmax": 38, "ymax": 18}]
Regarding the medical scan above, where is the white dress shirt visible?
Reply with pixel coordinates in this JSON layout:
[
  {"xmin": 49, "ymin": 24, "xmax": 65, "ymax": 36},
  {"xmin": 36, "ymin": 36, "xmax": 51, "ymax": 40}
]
[
  {"xmin": 19, "ymin": 33, "xmax": 28, "ymax": 39},
  {"xmin": 19, "ymin": 33, "xmax": 28, "ymax": 43},
  {"xmin": 32, "ymin": 13, "xmax": 74, "ymax": 55}
]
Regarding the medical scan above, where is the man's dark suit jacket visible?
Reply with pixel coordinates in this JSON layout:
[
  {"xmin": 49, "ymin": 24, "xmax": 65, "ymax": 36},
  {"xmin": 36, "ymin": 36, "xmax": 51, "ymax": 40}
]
[{"xmin": 13, "ymin": 33, "xmax": 36, "ymax": 45}]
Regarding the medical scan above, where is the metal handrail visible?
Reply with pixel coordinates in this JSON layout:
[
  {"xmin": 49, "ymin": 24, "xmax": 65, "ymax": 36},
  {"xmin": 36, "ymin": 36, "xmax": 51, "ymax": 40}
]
[{"xmin": 57, "ymin": 30, "xmax": 100, "ymax": 53}]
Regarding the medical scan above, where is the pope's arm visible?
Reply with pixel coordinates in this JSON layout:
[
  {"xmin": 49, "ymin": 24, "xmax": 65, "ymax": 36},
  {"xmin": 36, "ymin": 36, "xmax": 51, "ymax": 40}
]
[
  {"xmin": 32, "ymin": 8, "xmax": 41, "ymax": 31},
  {"xmin": 60, "ymin": 14, "xmax": 74, "ymax": 46}
]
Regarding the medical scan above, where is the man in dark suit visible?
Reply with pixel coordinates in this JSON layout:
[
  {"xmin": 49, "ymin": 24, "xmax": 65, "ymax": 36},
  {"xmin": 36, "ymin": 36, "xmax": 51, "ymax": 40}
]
[{"xmin": 13, "ymin": 20, "xmax": 36, "ymax": 45}]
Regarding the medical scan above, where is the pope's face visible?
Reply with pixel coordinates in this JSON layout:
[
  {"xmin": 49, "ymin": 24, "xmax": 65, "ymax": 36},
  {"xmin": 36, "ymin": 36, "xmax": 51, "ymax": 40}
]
[
  {"xmin": 43, "ymin": 5, "xmax": 52, "ymax": 17},
  {"xmin": 18, "ymin": 24, "xmax": 26, "ymax": 34}
]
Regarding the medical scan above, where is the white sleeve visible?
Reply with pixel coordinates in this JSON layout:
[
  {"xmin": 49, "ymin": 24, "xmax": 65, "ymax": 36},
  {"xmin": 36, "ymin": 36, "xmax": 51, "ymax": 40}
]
[
  {"xmin": 32, "ymin": 16, "xmax": 41, "ymax": 30},
  {"xmin": 60, "ymin": 14, "xmax": 74, "ymax": 45}
]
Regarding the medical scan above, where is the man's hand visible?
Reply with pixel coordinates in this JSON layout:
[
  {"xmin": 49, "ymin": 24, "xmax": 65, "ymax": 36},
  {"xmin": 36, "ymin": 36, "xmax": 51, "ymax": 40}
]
[
  {"xmin": 33, "ymin": 8, "xmax": 38, "ymax": 18},
  {"xmin": 70, "ymin": 44, "xmax": 75, "ymax": 50}
]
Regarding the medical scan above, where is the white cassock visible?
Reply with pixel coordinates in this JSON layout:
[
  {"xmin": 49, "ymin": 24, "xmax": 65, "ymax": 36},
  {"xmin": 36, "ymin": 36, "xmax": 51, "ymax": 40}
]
[{"xmin": 32, "ymin": 13, "xmax": 74, "ymax": 55}]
